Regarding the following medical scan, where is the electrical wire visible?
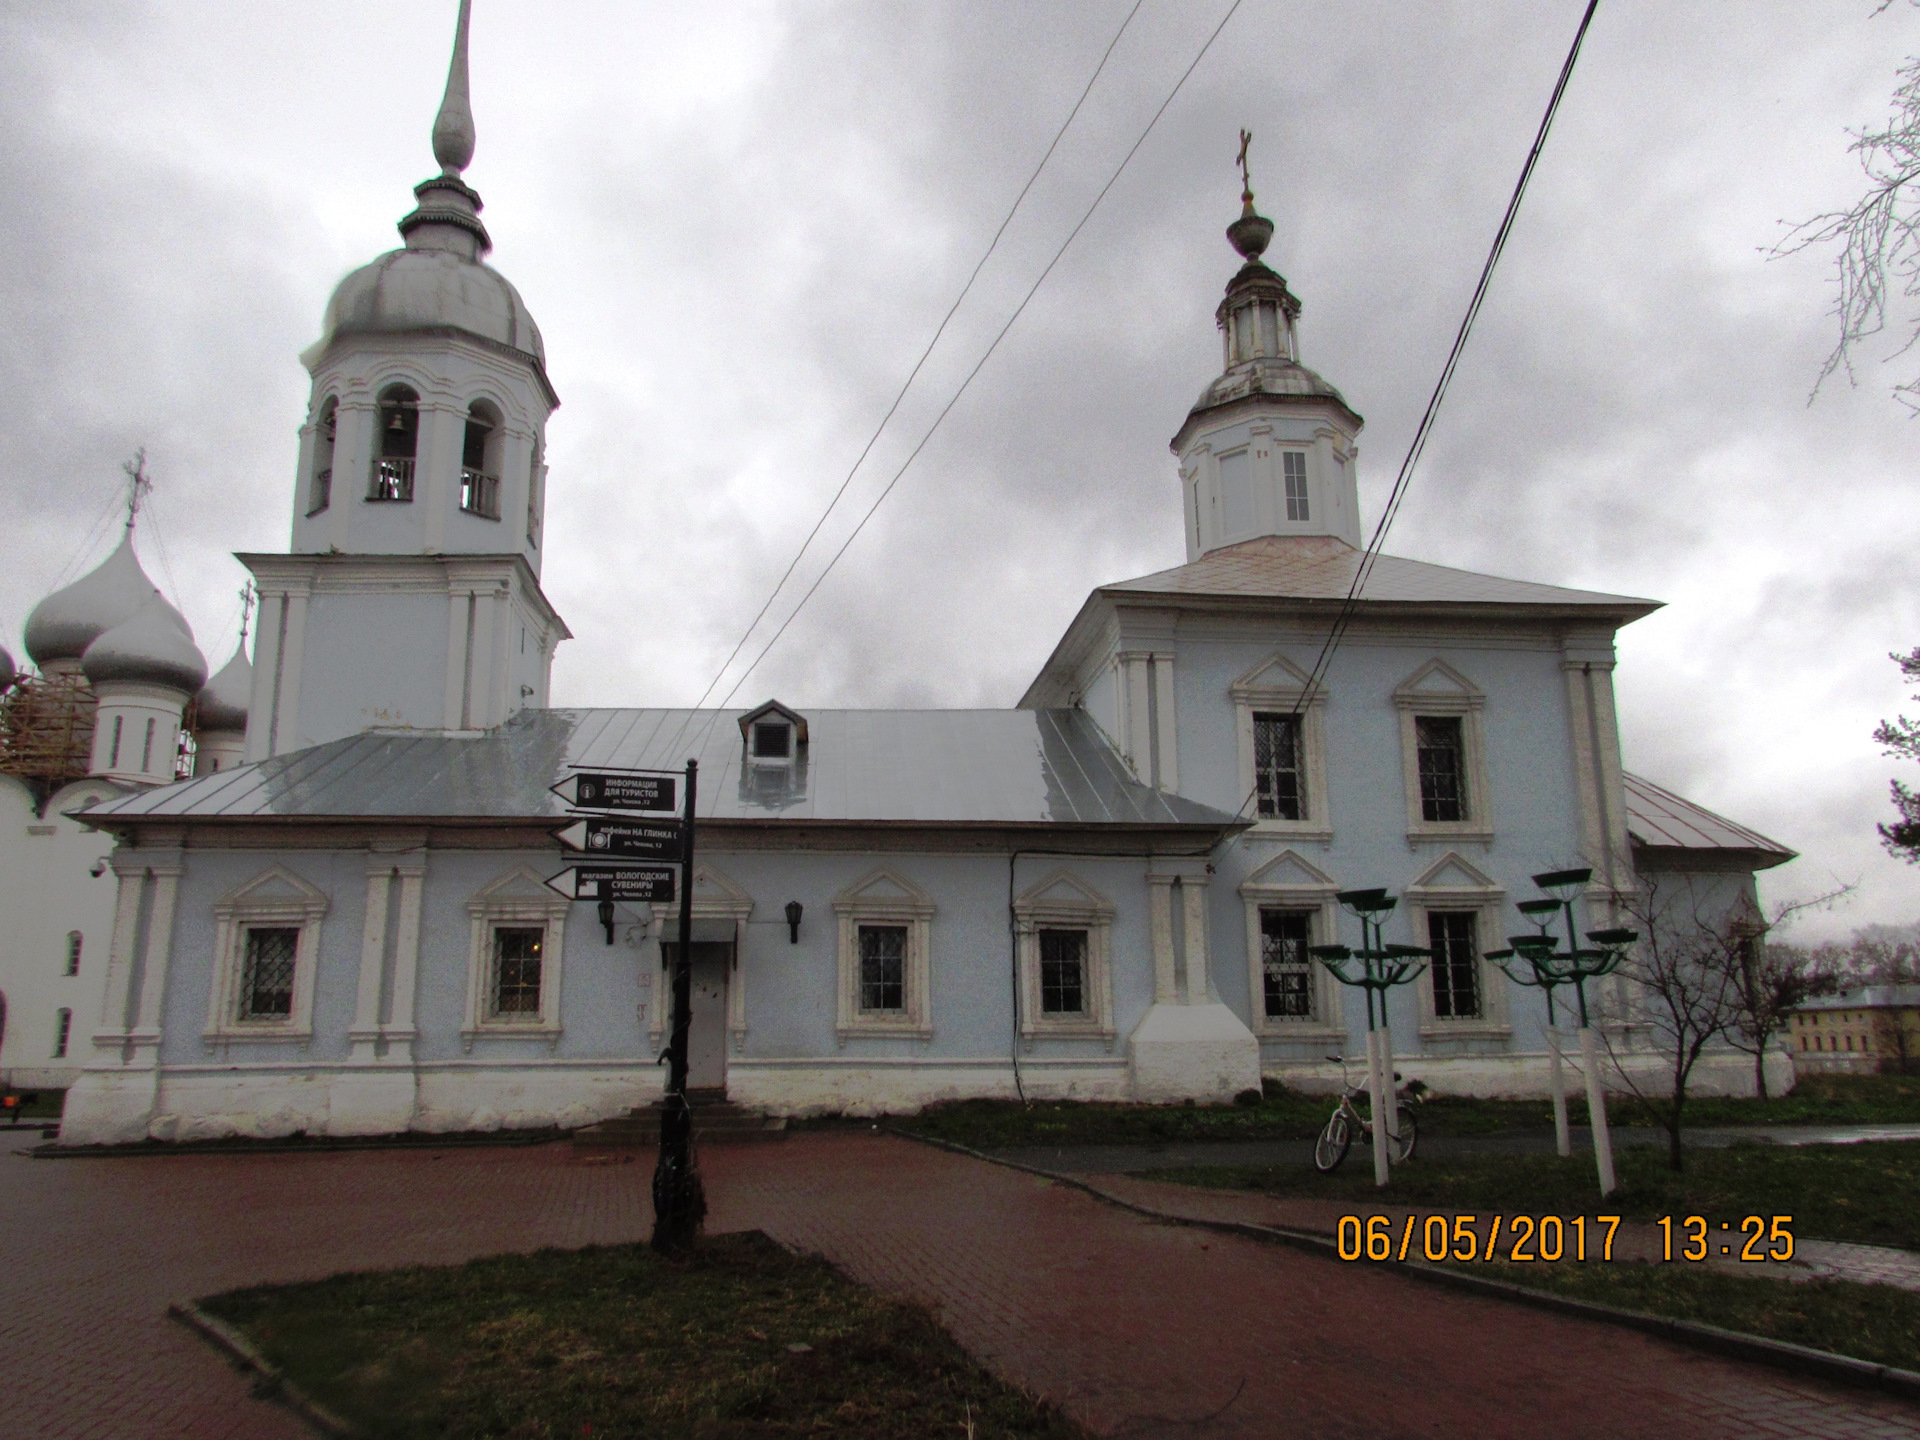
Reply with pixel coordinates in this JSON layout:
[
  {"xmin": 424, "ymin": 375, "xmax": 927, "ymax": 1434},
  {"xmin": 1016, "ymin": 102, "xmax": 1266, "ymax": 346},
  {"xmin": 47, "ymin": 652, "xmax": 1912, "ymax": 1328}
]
[
  {"xmin": 690, "ymin": 0, "xmax": 1248, "ymax": 756},
  {"xmin": 1279, "ymin": 0, "xmax": 1602, "ymax": 740},
  {"xmin": 657, "ymin": 0, "xmax": 1148, "ymax": 763}
]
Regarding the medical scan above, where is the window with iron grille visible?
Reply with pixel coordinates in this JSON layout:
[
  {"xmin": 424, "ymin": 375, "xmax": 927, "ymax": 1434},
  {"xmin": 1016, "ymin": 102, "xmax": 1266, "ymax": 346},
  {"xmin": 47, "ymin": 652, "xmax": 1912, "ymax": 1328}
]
[
  {"xmin": 752, "ymin": 721, "xmax": 792, "ymax": 759},
  {"xmin": 239, "ymin": 927, "xmax": 299, "ymax": 1021},
  {"xmin": 858, "ymin": 925, "xmax": 906, "ymax": 1013},
  {"xmin": 1415, "ymin": 716, "xmax": 1468, "ymax": 822},
  {"xmin": 1427, "ymin": 911, "xmax": 1482, "ymax": 1019},
  {"xmin": 1283, "ymin": 451, "xmax": 1309, "ymax": 521},
  {"xmin": 491, "ymin": 927, "xmax": 544, "ymax": 1016},
  {"xmin": 1260, "ymin": 908, "xmax": 1315, "ymax": 1018},
  {"xmin": 1038, "ymin": 929, "xmax": 1088, "ymax": 1015},
  {"xmin": 64, "ymin": 931, "xmax": 81, "ymax": 977},
  {"xmin": 1253, "ymin": 712, "xmax": 1305, "ymax": 820}
]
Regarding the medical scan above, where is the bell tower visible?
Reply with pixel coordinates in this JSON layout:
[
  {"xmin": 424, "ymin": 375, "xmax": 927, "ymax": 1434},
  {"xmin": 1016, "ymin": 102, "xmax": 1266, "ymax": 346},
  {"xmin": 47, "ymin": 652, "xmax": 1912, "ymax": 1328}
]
[
  {"xmin": 1170, "ymin": 136, "xmax": 1366, "ymax": 558},
  {"xmin": 243, "ymin": 0, "xmax": 569, "ymax": 760}
]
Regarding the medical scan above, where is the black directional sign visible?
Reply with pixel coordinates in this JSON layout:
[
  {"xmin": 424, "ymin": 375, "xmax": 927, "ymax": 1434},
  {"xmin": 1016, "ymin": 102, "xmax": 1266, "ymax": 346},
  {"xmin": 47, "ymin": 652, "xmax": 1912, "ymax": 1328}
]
[
  {"xmin": 551, "ymin": 817, "xmax": 684, "ymax": 859},
  {"xmin": 546, "ymin": 864, "xmax": 677, "ymax": 903},
  {"xmin": 550, "ymin": 772, "xmax": 677, "ymax": 813}
]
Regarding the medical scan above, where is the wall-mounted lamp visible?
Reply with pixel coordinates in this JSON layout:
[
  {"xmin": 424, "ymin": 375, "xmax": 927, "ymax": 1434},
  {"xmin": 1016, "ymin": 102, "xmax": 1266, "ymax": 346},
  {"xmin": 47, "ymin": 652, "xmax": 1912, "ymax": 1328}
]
[
  {"xmin": 597, "ymin": 896, "xmax": 616, "ymax": 946},
  {"xmin": 784, "ymin": 900, "xmax": 803, "ymax": 944}
]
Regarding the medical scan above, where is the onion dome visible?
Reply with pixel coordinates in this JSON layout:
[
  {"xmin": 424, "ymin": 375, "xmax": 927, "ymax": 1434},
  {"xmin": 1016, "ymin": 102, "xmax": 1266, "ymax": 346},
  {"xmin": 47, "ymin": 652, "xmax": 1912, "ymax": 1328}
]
[
  {"xmin": 0, "ymin": 640, "xmax": 15, "ymax": 690},
  {"xmin": 23, "ymin": 532, "xmax": 190, "ymax": 667},
  {"xmin": 300, "ymin": 0, "xmax": 546, "ymax": 374},
  {"xmin": 81, "ymin": 596, "xmax": 208, "ymax": 696},
  {"xmin": 194, "ymin": 640, "xmax": 252, "ymax": 732}
]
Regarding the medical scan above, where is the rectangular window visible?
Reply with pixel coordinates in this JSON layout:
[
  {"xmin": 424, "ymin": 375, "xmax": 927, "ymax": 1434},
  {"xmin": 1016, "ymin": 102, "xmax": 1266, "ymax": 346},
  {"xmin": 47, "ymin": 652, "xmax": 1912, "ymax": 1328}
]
[
  {"xmin": 64, "ymin": 931, "xmax": 81, "ymax": 976},
  {"xmin": 1415, "ymin": 716, "xmax": 1468, "ymax": 822},
  {"xmin": 858, "ymin": 924, "xmax": 907, "ymax": 1013},
  {"xmin": 1038, "ymin": 929, "xmax": 1088, "ymax": 1015},
  {"xmin": 1260, "ymin": 908, "xmax": 1315, "ymax": 1019},
  {"xmin": 141, "ymin": 717, "xmax": 156, "ymax": 773},
  {"xmin": 109, "ymin": 715, "xmax": 123, "ymax": 769},
  {"xmin": 238, "ymin": 927, "xmax": 299, "ymax": 1021},
  {"xmin": 1283, "ymin": 451, "xmax": 1309, "ymax": 521},
  {"xmin": 1253, "ymin": 712, "xmax": 1305, "ymax": 821},
  {"xmin": 1427, "ymin": 911, "xmax": 1482, "ymax": 1020},
  {"xmin": 491, "ymin": 927, "xmax": 544, "ymax": 1016},
  {"xmin": 53, "ymin": 1008, "xmax": 71, "ymax": 1058},
  {"xmin": 752, "ymin": 721, "xmax": 792, "ymax": 759}
]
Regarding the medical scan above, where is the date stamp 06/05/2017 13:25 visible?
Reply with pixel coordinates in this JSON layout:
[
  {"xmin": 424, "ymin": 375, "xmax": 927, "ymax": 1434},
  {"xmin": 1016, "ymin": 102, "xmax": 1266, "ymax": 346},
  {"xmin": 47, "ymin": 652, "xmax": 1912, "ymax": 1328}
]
[{"xmin": 1336, "ymin": 1214, "xmax": 1797, "ymax": 1265}]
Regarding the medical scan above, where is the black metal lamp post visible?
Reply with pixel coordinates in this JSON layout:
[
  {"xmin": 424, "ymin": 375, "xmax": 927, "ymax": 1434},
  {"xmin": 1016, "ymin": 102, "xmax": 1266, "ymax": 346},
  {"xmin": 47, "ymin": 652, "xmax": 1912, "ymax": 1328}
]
[{"xmin": 1310, "ymin": 887, "xmax": 1429, "ymax": 1188}]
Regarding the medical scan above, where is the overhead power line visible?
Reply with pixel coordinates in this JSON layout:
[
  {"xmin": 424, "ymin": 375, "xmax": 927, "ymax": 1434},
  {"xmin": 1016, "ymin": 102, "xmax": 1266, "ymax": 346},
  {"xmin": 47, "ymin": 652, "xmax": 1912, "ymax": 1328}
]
[
  {"xmin": 691, "ymin": 0, "xmax": 1248, "ymax": 751},
  {"xmin": 655, "ymin": 0, "xmax": 1149, "ymax": 762},
  {"xmin": 1234, "ymin": 0, "xmax": 1603, "ymax": 821}
]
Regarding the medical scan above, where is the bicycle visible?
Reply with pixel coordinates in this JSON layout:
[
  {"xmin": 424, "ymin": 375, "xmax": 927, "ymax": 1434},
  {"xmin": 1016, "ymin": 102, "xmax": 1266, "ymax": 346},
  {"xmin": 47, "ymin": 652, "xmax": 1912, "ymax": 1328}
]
[{"xmin": 1312, "ymin": 1054, "xmax": 1425, "ymax": 1173}]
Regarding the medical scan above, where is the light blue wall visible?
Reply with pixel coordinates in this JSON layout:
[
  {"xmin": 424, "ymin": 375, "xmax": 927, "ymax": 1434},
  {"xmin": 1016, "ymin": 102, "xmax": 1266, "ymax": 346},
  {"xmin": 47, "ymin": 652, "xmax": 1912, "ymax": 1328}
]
[{"xmin": 298, "ymin": 591, "xmax": 451, "ymax": 742}]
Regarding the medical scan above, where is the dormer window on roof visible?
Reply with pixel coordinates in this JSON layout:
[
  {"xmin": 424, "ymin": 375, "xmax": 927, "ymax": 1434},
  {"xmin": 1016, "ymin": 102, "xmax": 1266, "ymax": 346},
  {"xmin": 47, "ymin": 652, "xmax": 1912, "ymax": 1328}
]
[{"xmin": 738, "ymin": 700, "xmax": 807, "ymax": 764}]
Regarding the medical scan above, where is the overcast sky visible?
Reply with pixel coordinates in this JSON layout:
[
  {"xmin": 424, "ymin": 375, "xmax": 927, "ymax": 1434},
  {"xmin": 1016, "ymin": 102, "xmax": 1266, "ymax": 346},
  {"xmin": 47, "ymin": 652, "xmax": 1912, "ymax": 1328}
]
[{"xmin": 1, "ymin": 1, "xmax": 1915, "ymax": 939}]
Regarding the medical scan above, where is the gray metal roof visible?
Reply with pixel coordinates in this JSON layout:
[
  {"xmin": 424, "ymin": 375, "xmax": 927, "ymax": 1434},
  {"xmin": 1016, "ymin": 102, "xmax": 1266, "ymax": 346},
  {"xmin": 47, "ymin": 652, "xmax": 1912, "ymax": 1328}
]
[
  {"xmin": 1623, "ymin": 771, "xmax": 1795, "ymax": 867},
  {"xmin": 86, "ymin": 707, "xmax": 1246, "ymax": 830},
  {"xmin": 1791, "ymin": 985, "xmax": 1920, "ymax": 1014},
  {"xmin": 1108, "ymin": 535, "xmax": 1659, "ymax": 612}
]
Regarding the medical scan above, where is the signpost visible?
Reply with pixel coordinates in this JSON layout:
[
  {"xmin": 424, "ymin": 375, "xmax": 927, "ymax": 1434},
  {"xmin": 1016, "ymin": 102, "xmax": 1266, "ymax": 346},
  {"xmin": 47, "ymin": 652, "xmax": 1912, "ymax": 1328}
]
[
  {"xmin": 551, "ymin": 817, "xmax": 683, "ymax": 858},
  {"xmin": 547, "ymin": 864, "xmax": 678, "ymax": 904},
  {"xmin": 549, "ymin": 772, "xmax": 677, "ymax": 813}
]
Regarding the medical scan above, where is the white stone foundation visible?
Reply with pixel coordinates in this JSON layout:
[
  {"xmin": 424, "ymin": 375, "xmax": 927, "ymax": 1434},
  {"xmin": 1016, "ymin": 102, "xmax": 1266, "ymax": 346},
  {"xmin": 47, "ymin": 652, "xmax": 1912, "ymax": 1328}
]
[
  {"xmin": 728, "ymin": 1057, "xmax": 1130, "ymax": 1117},
  {"xmin": 1266, "ymin": 1046, "xmax": 1795, "ymax": 1101},
  {"xmin": 1127, "ymin": 1002, "xmax": 1263, "ymax": 1103}
]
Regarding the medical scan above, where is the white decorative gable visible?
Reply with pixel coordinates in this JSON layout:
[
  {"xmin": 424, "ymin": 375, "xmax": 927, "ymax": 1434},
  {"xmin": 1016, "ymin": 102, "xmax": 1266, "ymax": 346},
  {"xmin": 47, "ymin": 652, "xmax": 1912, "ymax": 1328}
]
[
  {"xmin": 1393, "ymin": 658, "xmax": 1484, "ymax": 711},
  {"xmin": 1240, "ymin": 848, "xmax": 1338, "ymax": 892},
  {"xmin": 833, "ymin": 865, "xmax": 934, "ymax": 917},
  {"xmin": 215, "ymin": 864, "xmax": 329, "ymax": 915},
  {"xmin": 1405, "ymin": 850, "xmax": 1503, "ymax": 896},
  {"xmin": 1015, "ymin": 869, "xmax": 1115, "ymax": 920},
  {"xmin": 1230, "ymin": 652, "xmax": 1319, "ymax": 701}
]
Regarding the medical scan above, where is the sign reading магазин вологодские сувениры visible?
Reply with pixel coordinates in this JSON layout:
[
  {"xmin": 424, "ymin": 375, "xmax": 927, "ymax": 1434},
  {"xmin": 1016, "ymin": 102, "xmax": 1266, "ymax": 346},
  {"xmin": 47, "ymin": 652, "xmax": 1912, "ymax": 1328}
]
[{"xmin": 544, "ymin": 865, "xmax": 677, "ymax": 903}]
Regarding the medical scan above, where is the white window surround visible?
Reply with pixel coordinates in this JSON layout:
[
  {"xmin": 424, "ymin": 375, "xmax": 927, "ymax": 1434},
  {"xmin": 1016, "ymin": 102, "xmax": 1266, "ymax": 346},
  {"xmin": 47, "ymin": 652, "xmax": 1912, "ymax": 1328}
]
[
  {"xmin": 463, "ymin": 865, "xmax": 570, "ymax": 1045},
  {"xmin": 1238, "ymin": 849, "xmax": 1346, "ymax": 1041},
  {"xmin": 648, "ymin": 863, "xmax": 755, "ymax": 1052},
  {"xmin": 1393, "ymin": 659, "xmax": 1494, "ymax": 844},
  {"xmin": 203, "ymin": 865, "xmax": 330, "ymax": 1044},
  {"xmin": 1403, "ymin": 851, "xmax": 1511, "ymax": 1041},
  {"xmin": 1013, "ymin": 870, "xmax": 1116, "ymax": 1050},
  {"xmin": 833, "ymin": 866, "xmax": 934, "ymax": 1043},
  {"xmin": 1232, "ymin": 653, "xmax": 1332, "ymax": 840}
]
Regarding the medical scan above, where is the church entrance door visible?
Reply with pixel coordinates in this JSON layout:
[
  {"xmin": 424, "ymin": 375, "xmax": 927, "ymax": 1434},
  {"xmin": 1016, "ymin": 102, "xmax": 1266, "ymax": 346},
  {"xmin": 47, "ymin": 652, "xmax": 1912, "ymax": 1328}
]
[{"xmin": 686, "ymin": 945, "xmax": 730, "ymax": 1091}]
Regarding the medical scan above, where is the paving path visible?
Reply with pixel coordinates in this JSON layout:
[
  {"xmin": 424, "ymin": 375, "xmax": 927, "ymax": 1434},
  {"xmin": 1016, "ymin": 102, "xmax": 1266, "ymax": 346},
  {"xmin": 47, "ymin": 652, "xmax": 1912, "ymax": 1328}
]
[{"xmin": 1, "ymin": 1134, "xmax": 1915, "ymax": 1440}]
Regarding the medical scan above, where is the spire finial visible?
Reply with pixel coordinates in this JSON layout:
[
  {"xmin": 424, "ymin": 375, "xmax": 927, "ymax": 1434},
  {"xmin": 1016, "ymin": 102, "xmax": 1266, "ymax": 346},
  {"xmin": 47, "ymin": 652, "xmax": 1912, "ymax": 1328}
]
[
  {"xmin": 237, "ymin": 582, "xmax": 256, "ymax": 646},
  {"xmin": 1236, "ymin": 128, "xmax": 1255, "ymax": 215},
  {"xmin": 431, "ymin": 0, "xmax": 476, "ymax": 177},
  {"xmin": 121, "ymin": 449, "xmax": 152, "ymax": 534},
  {"xmin": 1225, "ymin": 130, "xmax": 1274, "ymax": 264}
]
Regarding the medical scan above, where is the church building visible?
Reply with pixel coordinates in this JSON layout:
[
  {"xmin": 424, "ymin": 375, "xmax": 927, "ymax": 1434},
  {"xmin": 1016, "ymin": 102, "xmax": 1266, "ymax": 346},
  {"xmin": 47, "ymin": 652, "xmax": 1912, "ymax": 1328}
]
[{"xmin": 0, "ymin": 9, "xmax": 1793, "ymax": 1144}]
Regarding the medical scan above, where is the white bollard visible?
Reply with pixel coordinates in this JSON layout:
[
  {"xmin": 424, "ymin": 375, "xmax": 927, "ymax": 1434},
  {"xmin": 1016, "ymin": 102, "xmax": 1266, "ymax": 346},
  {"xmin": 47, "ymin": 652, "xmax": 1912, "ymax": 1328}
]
[
  {"xmin": 1578, "ymin": 1024, "xmax": 1616, "ymax": 1195},
  {"xmin": 1546, "ymin": 1025, "xmax": 1571, "ymax": 1159},
  {"xmin": 1367, "ymin": 1027, "xmax": 1391, "ymax": 1187}
]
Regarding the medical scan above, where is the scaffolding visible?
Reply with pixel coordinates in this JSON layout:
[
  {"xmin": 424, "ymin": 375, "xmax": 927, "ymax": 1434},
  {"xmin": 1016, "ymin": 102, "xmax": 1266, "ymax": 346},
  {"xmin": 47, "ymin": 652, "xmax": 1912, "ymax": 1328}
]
[{"xmin": 0, "ymin": 673, "xmax": 97, "ymax": 791}]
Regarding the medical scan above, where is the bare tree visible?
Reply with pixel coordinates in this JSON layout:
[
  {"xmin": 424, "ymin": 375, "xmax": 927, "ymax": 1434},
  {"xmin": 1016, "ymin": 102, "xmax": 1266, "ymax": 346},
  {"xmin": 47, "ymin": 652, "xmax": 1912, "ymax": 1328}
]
[
  {"xmin": 1874, "ymin": 646, "xmax": 1920, "ymax": 859},
  {"xmin": 1606, "ymin": 876, "xmax": 1745, "ymax": 1171},
  {"xmin": 1774, "ymin": 7, "xmax": 1920, "ymax": 407},
  {"xmin": 1720, "ymin": 886, "xmax": 1852, "ymax": 1099}
]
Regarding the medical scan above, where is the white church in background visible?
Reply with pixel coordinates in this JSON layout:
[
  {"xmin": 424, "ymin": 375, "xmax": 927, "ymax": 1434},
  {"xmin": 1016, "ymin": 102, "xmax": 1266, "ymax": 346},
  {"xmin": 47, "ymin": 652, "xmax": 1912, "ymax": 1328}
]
[{"xmin": 0, "ymin": 6, "xmax": 1794, "ymax": 1141}]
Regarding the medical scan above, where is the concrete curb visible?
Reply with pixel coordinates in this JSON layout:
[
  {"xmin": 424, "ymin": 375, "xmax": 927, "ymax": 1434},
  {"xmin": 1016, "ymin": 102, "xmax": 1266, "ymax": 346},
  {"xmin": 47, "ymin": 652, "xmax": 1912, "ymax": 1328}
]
[
  {"xmin": 32, "ymin": 1127, "xmax": 570, "ymax": 1160},
  {"xmin": 168, "ymin": 1300, "xmax": 362, "ymax": 1439},
  {"xmin": 893, "ymin": 1128, "xmax": 1920, "ymax": 1405}
]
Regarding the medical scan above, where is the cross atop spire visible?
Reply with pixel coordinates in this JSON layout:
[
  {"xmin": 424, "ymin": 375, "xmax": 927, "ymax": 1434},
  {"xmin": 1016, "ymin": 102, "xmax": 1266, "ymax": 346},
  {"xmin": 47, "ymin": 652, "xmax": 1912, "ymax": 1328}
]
[
  {"xmin": 1236, "ymin": 128, "xmax": 1255, "ymax": 214},
  {"xmin": 237, "ymin": 581, "xmax": 257, "ymax": 646},
  {"xmin": 432, "ymin": 0, "xmax": 476, "ymax": 177},
  {"xmin": 122, "ymin": 449, "xmax": 152, "ymax": 533}
]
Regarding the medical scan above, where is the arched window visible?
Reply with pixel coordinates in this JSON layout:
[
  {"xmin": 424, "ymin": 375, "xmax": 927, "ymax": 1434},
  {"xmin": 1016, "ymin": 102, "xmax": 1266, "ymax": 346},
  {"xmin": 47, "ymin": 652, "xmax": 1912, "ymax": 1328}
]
[
  {"xmin": 64, "ymin": 932, "xmax": 81, "ymax": 976},
  {"xmin": 308, "ymin": 398, "xmax": 337, "ymax": 514},
  {"xmin": 526, "ymin": 435, "xmax": 544, "ymax": 549},
  {"xmin": 459, "ymin": 401, "xmax": 502, "ymax": 519},
  {"xmin": 370, "ymin": 385, "xmax": 419, "ymax": 502}
]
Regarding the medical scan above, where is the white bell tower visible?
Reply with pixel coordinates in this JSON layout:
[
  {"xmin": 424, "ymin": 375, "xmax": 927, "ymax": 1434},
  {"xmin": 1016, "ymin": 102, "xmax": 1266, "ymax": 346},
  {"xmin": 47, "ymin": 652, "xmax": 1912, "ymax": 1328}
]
[
  {"xmin": 1170, "ymin": 153, "xmax": 1366, "ymax": 559},
  {"xmin": 244, "ymin": 0, "xmax": 569, "ymax": 761}
]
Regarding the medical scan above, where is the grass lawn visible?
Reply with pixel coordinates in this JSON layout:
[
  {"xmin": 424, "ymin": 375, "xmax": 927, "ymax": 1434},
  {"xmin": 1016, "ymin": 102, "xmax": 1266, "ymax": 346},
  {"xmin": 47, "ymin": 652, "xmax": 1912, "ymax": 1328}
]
[
  {"xmin": 1142, "ymin": 1139, "xmax": 1920, "ymax": 1250},
  {"xmin": 893, "ymin": 1074, "xmax": 1920, "ymax": 1151},
  {"xmin": 1453, "ymin": 1263, "xmax": 1920, "ymax": 1374},
  {"xmin": 198, "ymin": 1232, "xmax": 1086, "ymax": 1440}
]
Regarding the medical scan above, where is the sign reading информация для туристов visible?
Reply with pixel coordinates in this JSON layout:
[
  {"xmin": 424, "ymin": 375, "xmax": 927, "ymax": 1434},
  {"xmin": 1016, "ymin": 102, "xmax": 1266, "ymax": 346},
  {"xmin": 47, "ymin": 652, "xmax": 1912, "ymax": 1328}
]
[{"xmin": 1336, "ymin": 1214, "xmax": 1798, "ymax": 1264}]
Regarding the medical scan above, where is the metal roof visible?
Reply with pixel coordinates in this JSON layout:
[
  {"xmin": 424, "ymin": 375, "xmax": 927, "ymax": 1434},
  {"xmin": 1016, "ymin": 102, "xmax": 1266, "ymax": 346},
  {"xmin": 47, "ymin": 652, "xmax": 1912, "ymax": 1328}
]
[
  {"xmin": 1623, "ymin": 771, "xmax": 1795, "ymax": 867},
  {"xmin": 86, "ymin": 707, "xmax": 1246, "ymax": 830},
  {"xmin": 1791, "ymin": 985, "xmax": 1920, "ymax": 1013},
  {"xmin": 1107, "ymin": 535, "xmax": 1659, "ymax": 612}
]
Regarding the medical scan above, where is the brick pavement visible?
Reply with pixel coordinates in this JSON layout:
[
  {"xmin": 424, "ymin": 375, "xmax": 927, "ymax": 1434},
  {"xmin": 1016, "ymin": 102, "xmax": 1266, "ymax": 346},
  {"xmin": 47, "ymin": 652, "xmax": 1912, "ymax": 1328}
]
[{"xmin": 0, "ymin": 1133, "xmax": 1915, "ymax": 1439}]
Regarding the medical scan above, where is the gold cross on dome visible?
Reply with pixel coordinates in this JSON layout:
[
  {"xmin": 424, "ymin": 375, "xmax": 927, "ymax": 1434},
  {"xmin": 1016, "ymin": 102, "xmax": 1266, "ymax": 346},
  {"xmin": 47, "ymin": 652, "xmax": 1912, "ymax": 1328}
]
[{"xmin": 1236, "ymin": 128, "xmax": 1254, "ymax": 204}]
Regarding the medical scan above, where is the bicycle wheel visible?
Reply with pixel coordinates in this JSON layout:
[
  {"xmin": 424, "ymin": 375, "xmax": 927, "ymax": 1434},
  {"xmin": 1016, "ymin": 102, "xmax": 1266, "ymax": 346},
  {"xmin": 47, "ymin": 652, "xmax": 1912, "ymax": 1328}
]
[
  {"xmin": 1388, "ymin": 1104, "xmax": 1418, "ymax": 1164},
  {"xmin": 1313, "ymin": 1111, "xmax": 1352, "ymax": 1173}
]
